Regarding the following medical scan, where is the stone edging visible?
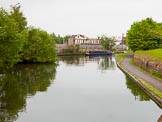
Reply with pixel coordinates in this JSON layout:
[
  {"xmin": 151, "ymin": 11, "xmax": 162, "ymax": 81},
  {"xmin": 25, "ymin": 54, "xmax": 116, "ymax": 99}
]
[{"xmin": 116, "ymin": 62, "xmax": 162, "ymax": 109}]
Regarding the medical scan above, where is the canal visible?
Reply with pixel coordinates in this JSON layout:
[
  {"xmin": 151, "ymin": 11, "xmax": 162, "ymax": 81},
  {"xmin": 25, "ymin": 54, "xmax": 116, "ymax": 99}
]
[{"xmin": 0, "ymin": 56, "xmax": 161, "ymax": 122}]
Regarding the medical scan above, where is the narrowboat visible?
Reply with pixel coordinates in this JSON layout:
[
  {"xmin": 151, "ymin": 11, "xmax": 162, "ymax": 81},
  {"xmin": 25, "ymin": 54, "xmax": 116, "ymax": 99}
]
[{"xmin": 85, "ymin": 50, "xmax": 112, "ymax": 56}]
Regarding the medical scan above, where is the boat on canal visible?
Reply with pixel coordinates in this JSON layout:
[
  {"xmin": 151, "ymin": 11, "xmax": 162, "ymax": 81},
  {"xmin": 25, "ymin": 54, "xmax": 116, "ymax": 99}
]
[{"xmin": 85, "ymin": 50, "xmax": 112, "ymax": 56}]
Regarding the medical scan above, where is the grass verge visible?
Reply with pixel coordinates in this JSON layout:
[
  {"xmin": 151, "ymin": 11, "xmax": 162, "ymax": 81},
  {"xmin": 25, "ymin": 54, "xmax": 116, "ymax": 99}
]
[
  {"xmin": 114, "ymin": 53, "xmax": 128, "ymax": 64},
  {"xmin": 135, "ymin": 49, "xmax": 162, "ymax": 61},
  {"xmin": 138, "ymin": 77, "xmax": 162, "ymax": 98},
  {"xmin": 116, "ymin": 52, "xmax": 162, "ymax": 100}
]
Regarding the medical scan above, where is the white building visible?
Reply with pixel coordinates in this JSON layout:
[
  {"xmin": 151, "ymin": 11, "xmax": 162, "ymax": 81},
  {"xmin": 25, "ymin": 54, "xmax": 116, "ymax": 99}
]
[
  {"xmin": 67, "ymin": 34, "xmax": 102, "ymax": 50},
  {"xmin": 68, "ymin": 34, "xmax": 101, "ymax": 45}
]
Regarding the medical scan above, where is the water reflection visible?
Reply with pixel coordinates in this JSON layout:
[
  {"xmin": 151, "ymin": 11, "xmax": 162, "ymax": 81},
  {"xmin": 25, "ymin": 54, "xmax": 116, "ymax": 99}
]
[
  {"xmin": 59, "ymin": 56, "xmax": 85, "ymax": 66},
  {"xmin": 125, "ymin": 76, "xmax": 150, "ymax": 101},
  {"xmin": 0, "ymin": 64, "xmax": 57, "ymax": 122},
  {"xmin": 97, "ymin": 56, "xmax": 115, "ymax": 70},
  {"xmin": 59, "ymin": 56, "xmax": 116, "ymax": 70}
]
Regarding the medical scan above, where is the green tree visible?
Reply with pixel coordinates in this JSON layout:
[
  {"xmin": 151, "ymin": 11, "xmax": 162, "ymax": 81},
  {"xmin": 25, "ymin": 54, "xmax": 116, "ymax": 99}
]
[
  {"xmin": 10, "ymin": 3, "xmax": 27, "ymax": 32},
  {"xmin": 51, "ymin": 33, "xmax": 64, "ymax": 44},
  {"xmin": 50, "ymin": 33, "xmax": 70, "ymax": 44},
  {"xmin": 101, "ymin": 35, "xmax": 116, "ymax": 50},
  {"xmin": 62, "ymin": 44, "xmax": 80, "ymax": 53},
  {"xmin": 126, "ymin": 18, "xmax": 162, "ymax": 52},
  {"xmin": 22, "ymin": 27, "xmax": 57, "ymax": 62},
  {"xmin": 63, "ymin": 35, "xmax": 71, "ymax": 43},
  {"xmin": 0, "ymin": 8, "xmax": 25, "ymax": 67}
]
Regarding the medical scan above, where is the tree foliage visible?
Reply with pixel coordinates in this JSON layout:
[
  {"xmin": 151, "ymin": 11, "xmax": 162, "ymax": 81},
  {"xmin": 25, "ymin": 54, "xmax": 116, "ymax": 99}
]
[
  {"xmin": 101, "ymin": 35, "xmax": 116, "ymax": 50},
  {"xmin": 10, "ymin": 3, "xmax": 27, "ymax": 32},
  {"xmin": 126, "ymin": 18, "xmax": 162, "ymax": 52},
  {"xmin": 62, "ymin": 44, "xmax": 80, "ymax": 53},
  {"xmin": 0, "ymin": 7, "xmax": 26, "ymax": 67},
  {"xmin": 0, "ymin": 4, "xmax": 57, "ymax": 67},
  {"xmin": 22, "ymin": 27, "xmax": 57, "ymax": 62},
  {"xmin": 50, "ymin": 33, "xmax": 70, "ymax": 44}
]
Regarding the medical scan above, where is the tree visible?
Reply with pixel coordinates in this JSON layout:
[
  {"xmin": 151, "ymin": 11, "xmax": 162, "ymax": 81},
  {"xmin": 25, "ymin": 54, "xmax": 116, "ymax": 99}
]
[
  {"xmin": 50, "ymin": 33, "xmax": 70, "ymax": 44},
  {"xmin": 0, "ymin": 8, "xmax": 25, "ymax": 67},
  {"xmin": 10, "ymin": 3, "xmax": 27, "ymax": 32},
  {"xmin": 100, "ymin": 35, "xmax": 116, "ymax": 50},
  {"xmin": 63, "ymin": 35, "xmax": 71, "ymax": 43},
  {"xmin": 0, "ymin": 4, "xmax": 57, "ymax": 67},
  {"xmin": 126, "ymin": 18, "xmax": 162, "ymax": 52},
  {"xmin": 62, "ymin": 44, "xmax": 80, "ymax": 53},
  {"xmin": 51, "ymin": 33, "xmax": 64, "ymax": 44},
  {"xmin": 22, "ymin": 27, "xmax": 57, "ymax": 62}
]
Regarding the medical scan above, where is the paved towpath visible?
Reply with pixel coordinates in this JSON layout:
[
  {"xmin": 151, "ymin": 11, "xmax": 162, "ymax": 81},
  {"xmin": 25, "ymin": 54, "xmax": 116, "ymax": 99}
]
[{"xmin": 121, "ymin": 55, "xmax": 162, "ymax": 92}]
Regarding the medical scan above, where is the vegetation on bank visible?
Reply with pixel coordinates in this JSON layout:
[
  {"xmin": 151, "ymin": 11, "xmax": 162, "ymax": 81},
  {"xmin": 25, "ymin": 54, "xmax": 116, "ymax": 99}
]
[
  {"xmin": 134, "ymin": 49, "xmax": 162, "ymax": 79},
  {"xmin": 0, "ymin": 4, "xmax": 57, "ymax": 68},
  {"xmin": 115, "ymin": 52, "xmax": 162, "ymax": 100},
  {"xmin": 116, "ymin": 50, "xmax": 162, "ymax": 80},
  {"xmin": 126, "ymin": 18, "xmax": 162, "ymax": 52},
  {"xmin": 125, "ymin": 17, "xmax": 162, "ymax": 97},
  {"xmin": 138, "ymin": 77, "xmax": 162, "ymax": 99},
  {"xmin": 114, "ymin": 53, "xmax": 128, "ymax": 64},
  {"xmin": 50, "ymin": 33, "xmax": 70, "ymax": 44},
  {"xmin": 59, "ymin": 44, "xmax": 86, "ymax": 55},
  {"xmin": 135, "ymin": 49, "xmax": 162, "ymax": 61},
  {"xmin": 100, "ymin": 35, "xmax": 116, "ymax": 51}
]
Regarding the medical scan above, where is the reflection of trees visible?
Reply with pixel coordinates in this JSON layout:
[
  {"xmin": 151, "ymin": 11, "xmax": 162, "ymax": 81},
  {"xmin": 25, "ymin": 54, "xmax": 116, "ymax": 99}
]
[
  {"xmin": 0, "ymin": 64, "xmax": 57, "ymax": 122},
  {"xmin": 98, "ymin": 56, "xmax": 115, "ymax": 70},
  {"xmin": 59, "ymin": 56, "xmax": 85, "ymax": 65},
  {"xmin": 125, "ymin": 76, "xmax": 150, "ymax": 101},
  {"xmin": 59, "ymin": 56, "xmax": 116, "ymax": 70}
]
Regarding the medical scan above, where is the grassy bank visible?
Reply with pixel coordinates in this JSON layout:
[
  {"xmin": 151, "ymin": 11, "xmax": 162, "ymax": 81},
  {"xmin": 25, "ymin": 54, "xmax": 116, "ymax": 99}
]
[
  {"xmin": 115, "ymin": 52, "xmax": 162, "ymax": 100},
  {"xmin": 135, "ymin": 49, "xmax": 162, "ymax": 61},
  {"xmin": 57, "ymin": 52, "xmax": 86, "ymax": 56},
  {"xmin": 114, "ymin": 53, "xmax": 128, "ymax": 64},
  {"xmin": 134, "ymin": 49, "xmax": 162, "ymax": 79}
]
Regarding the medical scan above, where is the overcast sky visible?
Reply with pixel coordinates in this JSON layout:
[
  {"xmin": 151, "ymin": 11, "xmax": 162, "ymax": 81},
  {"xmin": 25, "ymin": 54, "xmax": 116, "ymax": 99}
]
[{"xmin": 0, "ymin": 0, "xmax": 162, "ymax": 37}]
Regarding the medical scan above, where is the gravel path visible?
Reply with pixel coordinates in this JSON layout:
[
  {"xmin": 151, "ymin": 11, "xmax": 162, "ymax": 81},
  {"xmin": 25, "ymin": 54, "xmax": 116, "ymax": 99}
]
[{"xmin": 121, "ymin": 55, "xmax": 162, "ymax": 92}]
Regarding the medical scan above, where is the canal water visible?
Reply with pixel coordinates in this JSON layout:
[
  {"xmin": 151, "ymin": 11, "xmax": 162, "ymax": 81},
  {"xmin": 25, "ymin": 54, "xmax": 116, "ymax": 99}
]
[{"xmin": 0, "ymin": 56, "xmax": 161, "ymax": 122}]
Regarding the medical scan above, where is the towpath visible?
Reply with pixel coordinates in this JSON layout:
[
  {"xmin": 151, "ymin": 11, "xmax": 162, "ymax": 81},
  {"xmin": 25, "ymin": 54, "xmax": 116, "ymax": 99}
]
[{"xmin": 121, "ymin": 54, "xmax": 162, "ymax": 92}]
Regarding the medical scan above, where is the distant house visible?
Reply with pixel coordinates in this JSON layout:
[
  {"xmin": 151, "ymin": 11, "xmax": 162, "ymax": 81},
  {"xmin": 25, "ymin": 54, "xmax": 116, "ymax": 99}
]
[
  {"xmin": 67, "ymin": 34, "xmax": 102, "ymax": 50},
  {"xmin": 56, "ymin": 34, "xmax": 127, "ymax": 53},
  {"xmin": 113, "ymin": 34, "xmax": 127, "ymax": 51},
  {"xmin": 68, "ymin": 34, "xmax": 101, "ymax": 45}
]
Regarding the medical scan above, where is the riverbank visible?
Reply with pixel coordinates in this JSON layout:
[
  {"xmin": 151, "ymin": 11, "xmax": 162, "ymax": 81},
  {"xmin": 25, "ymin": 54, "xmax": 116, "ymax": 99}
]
[
  {"xmin": 57, "ymin": 52, "xmax": 86, "ymax": 56},
  {"xmin": 134, "ymin": 49, "xmax": 162, "ymax": 78},
  {"xmin": 115, "ymin": 54, "xmax": 162, "ymax": 108}
]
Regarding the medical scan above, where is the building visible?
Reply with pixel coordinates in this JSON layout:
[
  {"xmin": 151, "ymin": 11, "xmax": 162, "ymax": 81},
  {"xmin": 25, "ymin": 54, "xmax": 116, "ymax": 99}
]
[
  {"xmin": 121, "ymin": 33, "xmax": 126, "ymax": 45},
  {"xmin": 67, "ymin": 34, "xmax": 102, "ymax": 50},
  {"xmin": 56, "ymin": 34, "xmax": 127, "ymax": 53},
  {"xmin": 68, "ymin": 34, "xmax": 101, "ymax": 45},
  {"xmin": 113, "ymin": 34, "xmax": 127, "ymax": 51}
]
